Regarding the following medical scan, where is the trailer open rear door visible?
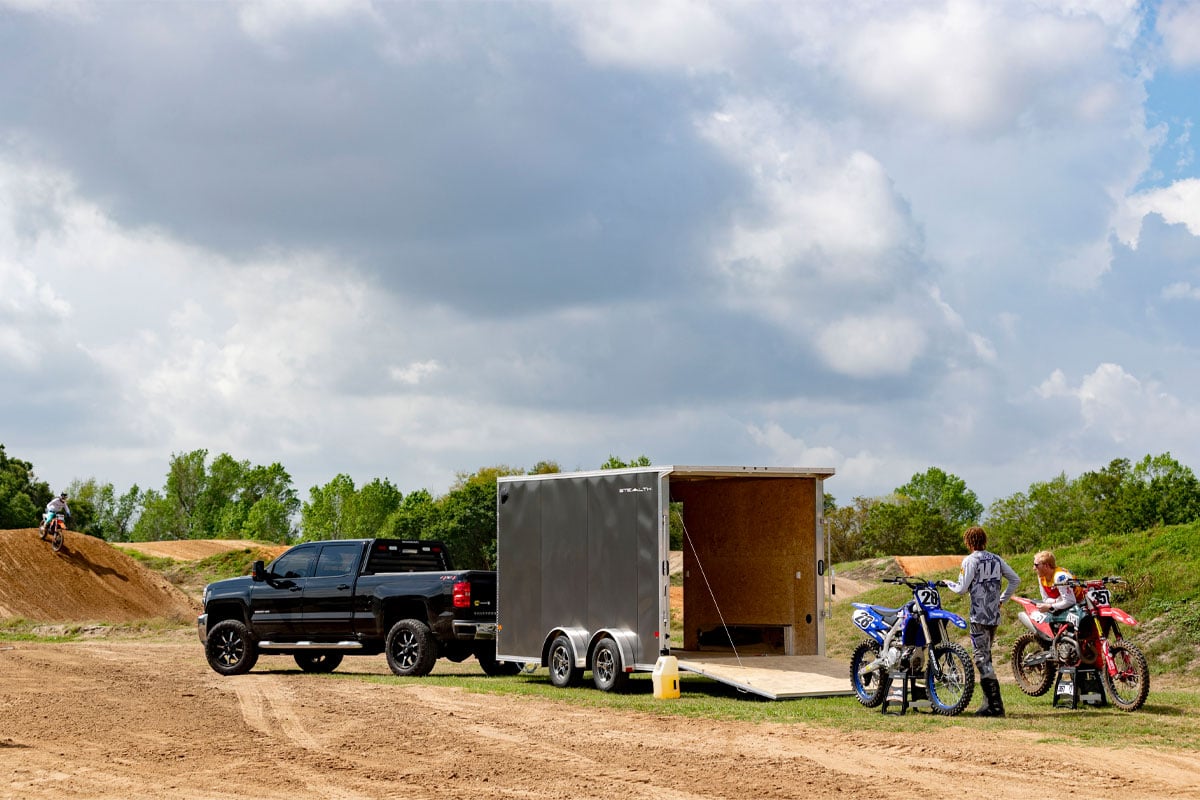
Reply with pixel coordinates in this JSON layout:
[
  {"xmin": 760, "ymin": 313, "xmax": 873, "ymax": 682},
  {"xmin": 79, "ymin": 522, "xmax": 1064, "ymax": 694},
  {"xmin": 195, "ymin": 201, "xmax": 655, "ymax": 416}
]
[{"xmin": 674, "ymin": 653, "xmax": 853, "ymax": 700}]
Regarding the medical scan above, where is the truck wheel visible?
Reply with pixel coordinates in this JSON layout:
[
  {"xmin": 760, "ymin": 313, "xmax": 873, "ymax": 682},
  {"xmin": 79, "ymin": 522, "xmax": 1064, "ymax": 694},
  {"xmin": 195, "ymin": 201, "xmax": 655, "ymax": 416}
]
[
  {"xmin": 548, "ymin": 634, "xmax": 584, "ymax": 688},
  {"xmin": 385, "ymin": 619, "xmax": 439, "ymax": 677},
  {"xmin": 474, "ymin": 643, "xmax": 521, "ymax": 677},
  {"xmin": 205, "ymin": 619, "xmax": 259, "ymax": 676},
  {"xmin": 294, "ymin": 652, "xmax": 344, "ymax": 673},
  {"xmin": 591, "ymin": 637, "xmax": 630, "ymax": 693}
]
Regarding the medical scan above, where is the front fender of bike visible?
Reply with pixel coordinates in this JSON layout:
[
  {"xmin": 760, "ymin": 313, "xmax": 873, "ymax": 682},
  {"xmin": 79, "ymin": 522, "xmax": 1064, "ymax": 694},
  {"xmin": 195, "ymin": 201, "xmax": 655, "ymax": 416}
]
[{"xmin": 927, "ymin": 607, "xmax": 968, "ymax": 629}]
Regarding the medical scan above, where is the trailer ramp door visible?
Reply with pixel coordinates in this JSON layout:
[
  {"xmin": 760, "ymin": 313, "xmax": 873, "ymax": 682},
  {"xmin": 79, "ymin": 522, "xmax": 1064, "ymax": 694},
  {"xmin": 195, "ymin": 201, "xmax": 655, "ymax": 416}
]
[{"xmin": 675, "ymin": 654, "xmax": 854, "ymax": 700}]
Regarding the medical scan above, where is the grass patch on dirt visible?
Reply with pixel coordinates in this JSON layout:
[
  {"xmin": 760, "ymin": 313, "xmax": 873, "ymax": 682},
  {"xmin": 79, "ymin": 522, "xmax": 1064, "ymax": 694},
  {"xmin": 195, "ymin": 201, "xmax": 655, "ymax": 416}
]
[
  {"xmin": 124, "ymin": 546, "xmax": 271, "ymax": 598},
  {"xmin": 0, "ymin": 617, "xmax": 189, "ymax": 642},
  {"xmin": 334, "ymin": 664, "xmax": 1200, "ymax": 749}
]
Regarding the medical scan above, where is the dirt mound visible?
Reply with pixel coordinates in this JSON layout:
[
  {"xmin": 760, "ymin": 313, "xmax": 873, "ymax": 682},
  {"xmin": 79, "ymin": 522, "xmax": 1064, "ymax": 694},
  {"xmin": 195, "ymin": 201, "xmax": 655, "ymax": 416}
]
[
  {"xmin": 0, "ymin": 529, "xmax": 199, "ymax": 623},
  {"xmin": 895, "ymin": 555, "xmax": 965, "ymax": 575},
  {"xmin": 113, "ymin": 539, "xmax": 289, "ymax": 561}
]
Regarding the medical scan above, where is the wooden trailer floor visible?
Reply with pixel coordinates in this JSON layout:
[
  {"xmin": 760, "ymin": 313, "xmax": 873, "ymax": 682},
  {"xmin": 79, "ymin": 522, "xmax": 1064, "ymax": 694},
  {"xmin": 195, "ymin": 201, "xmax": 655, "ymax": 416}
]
[{"xmin": 674, "ymin": 653, "xmax": 854, "ymax": 700}]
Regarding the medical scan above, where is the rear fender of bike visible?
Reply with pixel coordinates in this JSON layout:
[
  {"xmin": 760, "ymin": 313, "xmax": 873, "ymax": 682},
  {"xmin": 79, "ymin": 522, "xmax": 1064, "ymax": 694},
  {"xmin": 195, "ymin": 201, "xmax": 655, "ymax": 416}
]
[
  {"xmin": 850, "ymin": 605, "xmax": 890, "ymax": 641},
  {"xmin": 1016, "ymin": 610, "xmax": 1055, "ymax": 640}
]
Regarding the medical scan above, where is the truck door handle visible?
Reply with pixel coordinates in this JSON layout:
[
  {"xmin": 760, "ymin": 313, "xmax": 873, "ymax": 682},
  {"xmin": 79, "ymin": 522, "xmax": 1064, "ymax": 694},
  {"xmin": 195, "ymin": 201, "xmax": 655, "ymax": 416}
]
[
  {"xmin": 337, "ymin": 584, "xmax": 350, "ymax": 591},
  {"xmin": 290, "ymin": 586, "xmax": 302, "ymax": 592}
]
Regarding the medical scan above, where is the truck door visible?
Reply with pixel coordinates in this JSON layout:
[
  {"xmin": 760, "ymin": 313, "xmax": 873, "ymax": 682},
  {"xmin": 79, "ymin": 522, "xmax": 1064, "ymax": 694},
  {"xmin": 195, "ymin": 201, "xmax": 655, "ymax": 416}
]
[
  {"xmin": 250, "ymin": 544, "xmax": 316, "ymax": 640},
  {"xmin": 300, "ymin": 541, "xmax": 364, "ymax": 639}
]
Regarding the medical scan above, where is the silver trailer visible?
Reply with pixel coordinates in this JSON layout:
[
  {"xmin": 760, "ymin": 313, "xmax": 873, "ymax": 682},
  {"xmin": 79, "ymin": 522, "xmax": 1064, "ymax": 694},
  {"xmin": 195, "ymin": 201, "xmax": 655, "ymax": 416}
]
[{"xmin": 495, "ymin": 465, "xmax": 852, "ymax": 699}]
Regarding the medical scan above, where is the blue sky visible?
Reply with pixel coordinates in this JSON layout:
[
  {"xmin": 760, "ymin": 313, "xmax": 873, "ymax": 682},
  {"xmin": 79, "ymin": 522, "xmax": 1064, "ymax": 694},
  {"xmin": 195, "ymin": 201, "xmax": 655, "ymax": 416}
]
[{"xmin": 2, "ymin": 0, "xmax": 1199, "ymax": 509}]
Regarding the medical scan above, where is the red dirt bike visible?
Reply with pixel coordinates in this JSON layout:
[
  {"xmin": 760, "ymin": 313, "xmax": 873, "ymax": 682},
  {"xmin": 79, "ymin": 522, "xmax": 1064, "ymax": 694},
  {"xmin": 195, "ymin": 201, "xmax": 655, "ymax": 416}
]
[
  {"xmin": 1009, "ymin": 576, "xmax": 1149, "ymax": 712},
  {"xmin": 40, "ymin": 512, "xmax": 66, "ymax": 552}
]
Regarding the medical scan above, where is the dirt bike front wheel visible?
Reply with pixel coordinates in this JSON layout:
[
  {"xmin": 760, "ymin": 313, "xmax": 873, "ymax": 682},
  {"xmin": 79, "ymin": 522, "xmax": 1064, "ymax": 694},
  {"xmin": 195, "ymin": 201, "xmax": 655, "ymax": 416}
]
[
  {"xmin": 1102, "ymin": 642, "xmax": 1150, "ymax": 712},
  {"xmin": 51, "ymin": 528, "xmax": 64, "ymax": 552},
  {"xmin": 926, "ymin": 641, "xmax": 974, "ymax": 716}
]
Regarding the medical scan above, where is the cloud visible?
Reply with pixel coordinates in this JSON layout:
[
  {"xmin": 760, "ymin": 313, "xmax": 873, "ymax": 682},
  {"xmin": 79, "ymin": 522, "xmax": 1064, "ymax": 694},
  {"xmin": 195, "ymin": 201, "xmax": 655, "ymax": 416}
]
[
  {"xmin": 1121, "ymin": 178, "xmax": 1200, "ymax": 246},
  {"xmin": 1037, "ymin": 363, "xmax": 1200, "ymax": 445},
  {"xmin": 1158, "ymin": 0, "xmax": 1200, "ymax": 70}
]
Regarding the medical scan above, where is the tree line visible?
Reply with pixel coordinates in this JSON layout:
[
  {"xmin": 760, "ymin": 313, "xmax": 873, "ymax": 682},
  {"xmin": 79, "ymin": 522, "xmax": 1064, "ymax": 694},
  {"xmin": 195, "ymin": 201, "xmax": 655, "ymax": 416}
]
[{"xmin": 4, "ymin": 442, "xmax": 1198, "ymax": 569}]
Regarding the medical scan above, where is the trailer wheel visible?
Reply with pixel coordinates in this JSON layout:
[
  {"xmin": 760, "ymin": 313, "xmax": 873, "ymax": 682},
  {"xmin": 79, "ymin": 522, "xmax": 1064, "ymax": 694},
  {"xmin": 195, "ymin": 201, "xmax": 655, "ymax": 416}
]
[
  {"xmin": 548, "ymin": 634, "xmax": 584, "ymax": 688},
  {"xmin": 385, "ymin": 619, "xmax": 439, "ymax": 677},
  {"xmin": 591, "ymin": 637, "xmax": 630, "ymax": 693}
]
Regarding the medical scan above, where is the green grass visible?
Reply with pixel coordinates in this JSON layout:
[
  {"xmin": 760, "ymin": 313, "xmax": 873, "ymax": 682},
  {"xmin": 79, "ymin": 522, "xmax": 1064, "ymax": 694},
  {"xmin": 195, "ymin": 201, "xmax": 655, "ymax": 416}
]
[
  {"xmin": 315, "ymin": 660, "xmax": 1200, "ymax": 749},
  {"xmin": 0, "ymin": 617, "xmax": 186, "ymax": 642}
]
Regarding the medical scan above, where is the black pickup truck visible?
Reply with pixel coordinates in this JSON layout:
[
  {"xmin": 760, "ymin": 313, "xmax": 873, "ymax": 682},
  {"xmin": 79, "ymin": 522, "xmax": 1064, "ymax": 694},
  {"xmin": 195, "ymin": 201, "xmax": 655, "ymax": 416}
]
[{"xmin": 198, "ymin": 538, "xmax": 516, "ymax": 678}]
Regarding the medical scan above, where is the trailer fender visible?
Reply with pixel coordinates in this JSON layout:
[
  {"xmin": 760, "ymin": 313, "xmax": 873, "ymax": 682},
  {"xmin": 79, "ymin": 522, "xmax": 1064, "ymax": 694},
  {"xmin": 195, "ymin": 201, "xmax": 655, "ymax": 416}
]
[
  {"xmin": 543, "ymin": 627, "xmax": 590, "ymax": 669},
  {"xmin": 587, "ymin": 629, "xmax": 639, "ymax": 672}
]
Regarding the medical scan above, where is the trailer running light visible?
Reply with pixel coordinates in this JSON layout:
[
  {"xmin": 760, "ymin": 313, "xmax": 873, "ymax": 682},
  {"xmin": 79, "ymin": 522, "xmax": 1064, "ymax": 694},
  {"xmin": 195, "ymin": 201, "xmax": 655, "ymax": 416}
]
[{"xmin": 452, "ymin": 581, "xmax": 471, "ymax": 608}]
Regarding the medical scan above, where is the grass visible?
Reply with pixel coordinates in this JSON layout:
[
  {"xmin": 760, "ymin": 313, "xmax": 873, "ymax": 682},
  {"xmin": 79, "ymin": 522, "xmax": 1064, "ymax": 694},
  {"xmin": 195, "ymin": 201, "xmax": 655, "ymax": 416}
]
[
  {"xmin": 317, "ymin": 659, "xmax": 1200, "ymax": 750},
  {"xmin": 0, "ymin": 617, "xmax": 188, "ymax": 642}
]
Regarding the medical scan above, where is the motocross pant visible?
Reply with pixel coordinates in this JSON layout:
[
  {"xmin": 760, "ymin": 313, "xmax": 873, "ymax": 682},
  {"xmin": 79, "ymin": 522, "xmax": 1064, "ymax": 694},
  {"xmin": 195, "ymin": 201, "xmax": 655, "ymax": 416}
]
[{"xmin": 969, "ymin": 622, "xmax": 998, "ymax": 680}]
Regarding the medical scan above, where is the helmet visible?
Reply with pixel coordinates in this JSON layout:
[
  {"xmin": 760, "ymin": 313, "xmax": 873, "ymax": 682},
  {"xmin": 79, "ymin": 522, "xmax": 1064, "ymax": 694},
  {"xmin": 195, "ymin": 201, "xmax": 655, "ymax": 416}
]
[{"xmin": 59, "ymin": 492, "xmax": 68, "ymax": 499}]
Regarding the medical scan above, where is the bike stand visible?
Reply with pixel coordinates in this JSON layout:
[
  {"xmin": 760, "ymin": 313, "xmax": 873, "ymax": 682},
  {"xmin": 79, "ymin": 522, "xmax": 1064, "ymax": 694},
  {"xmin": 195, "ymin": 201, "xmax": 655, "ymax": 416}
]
[
  {"xmin": 881, "ymin": 670, "xmax": 931, "ymax": 715},
  {"xmin": 1052, "ymin": 666, "xmax": 1107, "ymax": 709}
]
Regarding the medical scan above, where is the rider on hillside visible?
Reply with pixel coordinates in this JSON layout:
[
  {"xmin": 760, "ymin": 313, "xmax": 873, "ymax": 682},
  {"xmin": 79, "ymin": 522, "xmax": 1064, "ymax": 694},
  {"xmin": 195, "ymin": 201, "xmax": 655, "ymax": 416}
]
[
  {"xmin": 40, "ymin": 492, "xmax": 72, "ymax": 538},
  {"xmin": 1032, "ymin": 550, "xmax": 1086, "ymax": 626}
]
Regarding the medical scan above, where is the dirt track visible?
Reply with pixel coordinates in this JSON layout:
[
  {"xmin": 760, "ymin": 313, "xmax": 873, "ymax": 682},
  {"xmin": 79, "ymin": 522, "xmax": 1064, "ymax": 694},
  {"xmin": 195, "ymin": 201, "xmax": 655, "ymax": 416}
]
[
  {"xmin": 1, "ymin": 633, "xmax": 1199, "ymax": 800},
  {"xmin": 1, "ymin": 533, "xmax": 1197, "ymax": 799}
]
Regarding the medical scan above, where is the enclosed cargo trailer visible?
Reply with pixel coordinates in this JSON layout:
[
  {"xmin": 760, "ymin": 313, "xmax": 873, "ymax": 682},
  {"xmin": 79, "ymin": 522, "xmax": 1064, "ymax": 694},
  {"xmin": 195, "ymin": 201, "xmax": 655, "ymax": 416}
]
[{"xmin": 495, "ymin": 465, "xmax": 852, "ymax": 699}]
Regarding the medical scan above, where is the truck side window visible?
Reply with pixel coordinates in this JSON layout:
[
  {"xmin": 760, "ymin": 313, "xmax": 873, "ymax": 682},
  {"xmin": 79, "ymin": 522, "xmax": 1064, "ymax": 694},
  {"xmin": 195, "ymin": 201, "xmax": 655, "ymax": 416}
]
[
  {"xmin": 273, "ymin": 548, "xmax": 315, "ymax": 579},
  {"xmin": 314, "ymin": 543, "xmax": 361, "ymax": 578}
]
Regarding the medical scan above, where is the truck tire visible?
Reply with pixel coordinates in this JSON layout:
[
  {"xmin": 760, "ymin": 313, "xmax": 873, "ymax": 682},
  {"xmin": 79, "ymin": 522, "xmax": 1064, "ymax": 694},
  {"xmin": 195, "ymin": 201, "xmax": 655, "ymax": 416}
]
[
  {"xmin": 385, "ymin": 619, "xmax": 439, "ymax": 677},
  {"xmin": 294, "ymin": 652, "xmax": 344, "ymax": 673},
  {"xmin": 205, "ymin": 619, "xmax": 259, "ymax": 676},
  {"xmin": 591, "ymin": 637, "xmax": 630, "ymax": 693},
  {"xmin": 474, "ymin": 642, "xmax": 521, "ymax": 677},
  {"xmin": 548, "ymin": 634, "xmax": 584, "ymax": 688}
]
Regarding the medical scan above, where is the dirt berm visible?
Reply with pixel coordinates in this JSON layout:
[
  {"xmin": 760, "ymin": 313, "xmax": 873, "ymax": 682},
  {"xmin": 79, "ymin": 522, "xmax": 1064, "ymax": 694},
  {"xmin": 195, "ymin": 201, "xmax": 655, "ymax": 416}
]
[{"xmin": 0, "ymin": 528, "xmax": 199, "ymax": 623}]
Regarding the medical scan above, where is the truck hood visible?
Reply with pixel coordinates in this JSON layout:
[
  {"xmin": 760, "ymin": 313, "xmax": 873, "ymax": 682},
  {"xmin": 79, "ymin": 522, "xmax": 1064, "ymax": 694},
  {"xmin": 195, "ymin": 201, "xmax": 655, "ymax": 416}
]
[{"xmin": 202, "ymin": 575, "xmax": 254, "ymax": 607}]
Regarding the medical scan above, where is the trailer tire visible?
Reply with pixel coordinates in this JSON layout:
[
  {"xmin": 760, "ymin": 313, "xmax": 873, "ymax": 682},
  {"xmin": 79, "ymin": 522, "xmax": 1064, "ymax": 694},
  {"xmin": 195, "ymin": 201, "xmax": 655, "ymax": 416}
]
[
  {"xmin": 591, "ymin": 637, "xmax": 630, "ymax": 693},
  {"xmin": 385, "ymin": 619, "xmax": 439, "ymax": 677},
  {"xmin": 548, "ymin": 634, "xmax": 584, "ymax": 688}
]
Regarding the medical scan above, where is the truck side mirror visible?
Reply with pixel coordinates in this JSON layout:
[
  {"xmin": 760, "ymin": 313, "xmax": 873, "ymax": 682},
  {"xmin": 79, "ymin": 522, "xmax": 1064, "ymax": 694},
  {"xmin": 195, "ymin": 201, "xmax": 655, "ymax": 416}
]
[{"xmin": 251, "ymin": 560, "xmax": 266, "ymax": 582}]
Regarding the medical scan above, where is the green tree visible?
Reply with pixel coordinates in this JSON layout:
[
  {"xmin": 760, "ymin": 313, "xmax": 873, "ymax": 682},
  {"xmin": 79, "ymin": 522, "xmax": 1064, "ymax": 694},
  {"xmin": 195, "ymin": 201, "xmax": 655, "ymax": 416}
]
[
  {"xmin": 384, "ymin": 489, "xmax": 438, "ymax": 540},
  {"xmin": 895, "ymin": 467, "xmax": 983, "ymax": 529},
  {"xmin": 826, "ymin": 496, "xmax": 880, "ymax": 562},
  {"xmin": 863, "ymin": 494, "xmax": 958, "ymax": 556},
  {"xmin": 302, "ymin": 474, "xmax": 359, "ymax": 540},
  {"xmin": 0, "ymin": 444, "xmax": 48, "ymax": 528},
  {"xmin": 601, "ymin": 454, "xmax": 652, "ymax": 469}
]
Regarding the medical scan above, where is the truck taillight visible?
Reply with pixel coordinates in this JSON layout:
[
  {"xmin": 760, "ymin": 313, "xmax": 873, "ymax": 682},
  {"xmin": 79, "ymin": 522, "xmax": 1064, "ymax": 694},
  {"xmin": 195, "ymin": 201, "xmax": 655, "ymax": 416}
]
[{"xmin": 453, "ymin": 580, "xmax": 471, "ymax": 608}]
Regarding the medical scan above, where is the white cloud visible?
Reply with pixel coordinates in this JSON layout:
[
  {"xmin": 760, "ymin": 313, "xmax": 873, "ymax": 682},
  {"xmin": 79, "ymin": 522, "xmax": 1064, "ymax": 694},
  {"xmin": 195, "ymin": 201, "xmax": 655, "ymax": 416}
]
[
  {"xmin": 556, "ymin": 0, "xmax": 739, "ymax": 74},
  {"xmin": 1121, "ymin": 178, "xmax": 1200, "ymax": 247},
  {"xmin": 1158, "ymin": 0, "xmax": 1200, "ymax": 69},
  {"xmin": 236, "ymin": 0, "xmax": 376, "ymax": 44},
  {"xmin": 1162, "ymin": 281, "xmax": 1200, "ymax": 301},
  {"xmin": 390, "ymin": 360, "xmax": 441, "ymax": 386},
  {"xmin": 1036, "ymin": 363, "xmax": 1200, "ymax": 444},
  {"xmin": 816, "ymin": 314, "xmax": 929, "ymax": 378}
]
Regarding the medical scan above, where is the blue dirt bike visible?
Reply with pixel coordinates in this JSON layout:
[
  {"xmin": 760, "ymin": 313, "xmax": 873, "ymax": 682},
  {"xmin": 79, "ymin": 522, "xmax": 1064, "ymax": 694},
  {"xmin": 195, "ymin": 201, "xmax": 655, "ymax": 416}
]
[{"xmin": 848, "ymin": 576, "xmax": 975, "ymax": 715}]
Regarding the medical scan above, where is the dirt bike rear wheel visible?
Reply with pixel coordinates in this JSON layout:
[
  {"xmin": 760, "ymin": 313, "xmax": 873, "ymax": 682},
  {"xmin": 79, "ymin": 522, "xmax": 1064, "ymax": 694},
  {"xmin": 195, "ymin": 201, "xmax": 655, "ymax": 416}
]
[
  {"xmin": 927, "ymin": 641, "xmax": 974, "ymax": 716},
  {"xmin": 1011, "ymin": 632, "xmax": 1055, "ymax": 696},
  {"xmin": 848, "ymin": 640, "xmax": 887, "ymax": 707},
  {"xmin": 1102, "ymin": 642, "xmax": 1149, "ymax": 712}
]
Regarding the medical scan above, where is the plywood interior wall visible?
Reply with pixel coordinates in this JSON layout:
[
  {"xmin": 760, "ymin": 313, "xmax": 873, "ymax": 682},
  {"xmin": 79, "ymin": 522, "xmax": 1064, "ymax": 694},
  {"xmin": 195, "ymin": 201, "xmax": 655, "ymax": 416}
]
[{"xmin": 672, "ymin": 476, "xmax": 818, "ymax": 654}]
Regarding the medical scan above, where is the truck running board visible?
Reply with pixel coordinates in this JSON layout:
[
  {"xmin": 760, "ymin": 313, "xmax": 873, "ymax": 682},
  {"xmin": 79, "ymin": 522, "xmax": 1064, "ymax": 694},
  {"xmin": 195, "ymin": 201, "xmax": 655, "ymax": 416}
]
[{"xmin": 257, "ymin": 641, "xmax": 364, "ymax": 651}]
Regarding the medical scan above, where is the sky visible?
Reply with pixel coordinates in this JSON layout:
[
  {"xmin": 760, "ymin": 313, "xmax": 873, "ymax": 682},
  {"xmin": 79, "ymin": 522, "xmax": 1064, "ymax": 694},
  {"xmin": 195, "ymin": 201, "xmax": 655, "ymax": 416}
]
[{"xmin": 2, "ymin": 0, "xmax": 1200, "ymax": 510}]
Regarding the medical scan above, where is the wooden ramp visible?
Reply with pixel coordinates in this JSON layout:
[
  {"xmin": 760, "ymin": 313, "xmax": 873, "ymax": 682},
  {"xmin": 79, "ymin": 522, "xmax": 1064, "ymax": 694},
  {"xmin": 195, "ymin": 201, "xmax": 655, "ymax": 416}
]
[{"xmin": 674, "ymin": 653, "xmax": 854, "ymax": 700}]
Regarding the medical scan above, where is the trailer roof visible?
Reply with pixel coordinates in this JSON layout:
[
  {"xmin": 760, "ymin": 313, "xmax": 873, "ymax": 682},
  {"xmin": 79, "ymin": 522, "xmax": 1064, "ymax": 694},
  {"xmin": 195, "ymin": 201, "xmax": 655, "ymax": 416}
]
[{"xmin": 496, "ymin": 464, "xmax": 835, "ymax": 483}]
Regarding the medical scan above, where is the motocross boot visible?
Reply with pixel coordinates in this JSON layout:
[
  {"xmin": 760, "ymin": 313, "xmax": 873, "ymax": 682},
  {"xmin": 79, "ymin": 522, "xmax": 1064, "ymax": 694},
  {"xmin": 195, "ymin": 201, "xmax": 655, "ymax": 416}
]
[{"xmin": 975, "ymin": 677, "xmax": 1005, "ymax": 717}]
